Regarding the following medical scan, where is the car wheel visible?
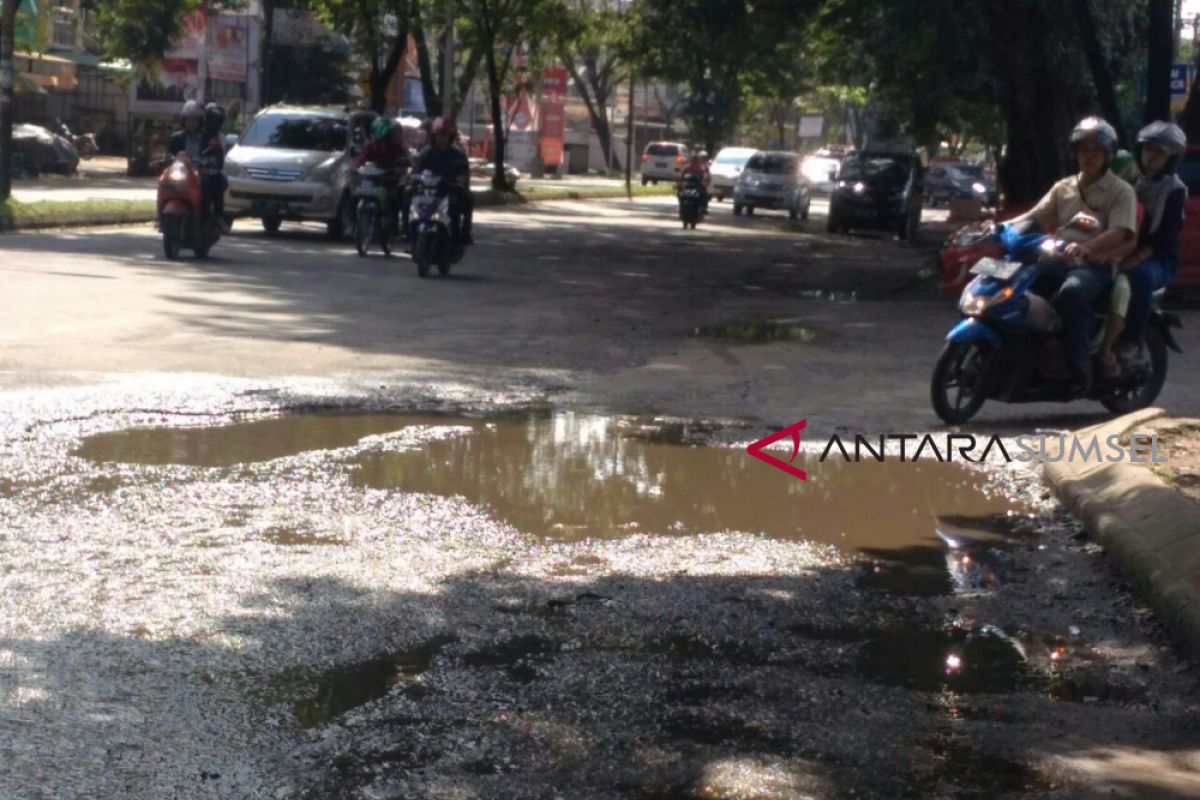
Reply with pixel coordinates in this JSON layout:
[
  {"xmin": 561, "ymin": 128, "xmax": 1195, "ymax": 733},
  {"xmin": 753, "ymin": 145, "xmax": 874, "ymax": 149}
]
[
  {"xmin": 801, "ymin": 200, "xmax": 810, "ymax": 221},
  {"xmin": 328, "ymin": 193, "xmax": 355, "ymax": 241},
  {"xmin": 641, "ymin": 176, "xmax": 648, "ymax": 186},
  {"xmin": 826, "ymin": 207, "xmax": 841, "ymax": 234},
  {"xmin": 262, "ymin": 215, "xmax": 282, "ymax": 235},
  {"xmin": 789, "ymin": 204, "xmax": 798, "ymax": 221},
  {"xmin": 733, "ymin": 203, "xmax": 743, "ymax": 216},
  {"xmin": 746, "ymin": 205, "xmax": 755, "ymax": 216}
]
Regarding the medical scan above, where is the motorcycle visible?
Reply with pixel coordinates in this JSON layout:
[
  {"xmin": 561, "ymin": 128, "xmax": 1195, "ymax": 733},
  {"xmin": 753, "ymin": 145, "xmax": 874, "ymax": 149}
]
[
  {"xmin": 931, "ymin": 215, "xmax": 1182, "ymax": 424},
  {"xmin": 409, "ymin": 170, "xmax": 465, "ymax": 278},
  {"xmin": 678, "ymin": 173, "xmax": 705, "ymax": 229},
  {"xmin": 157, "ymin": 152, "xmax": 221, "ymax": 260},
  {"xmin": 56, "ymin": 121, "xmax": 98, "ymax": 158},
  {"xmin": 354, "ymin": 163, "xmax": 406, "ymax": 258}
]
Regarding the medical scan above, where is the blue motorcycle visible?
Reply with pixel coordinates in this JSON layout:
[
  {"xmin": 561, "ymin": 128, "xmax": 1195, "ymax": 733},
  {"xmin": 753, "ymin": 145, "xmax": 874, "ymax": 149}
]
[{"xmin": 932, "ymin": 216, "xmax": 1182, "ymax": 424}]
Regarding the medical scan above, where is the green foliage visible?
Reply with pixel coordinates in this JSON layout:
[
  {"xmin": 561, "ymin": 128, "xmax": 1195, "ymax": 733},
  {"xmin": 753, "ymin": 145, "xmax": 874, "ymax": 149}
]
[
  {"xmin": 85, "ymin": 0, "xmax": 205, "ymax": 63},
  {"xmin": 269, "ymin": 43, "xmax": 355, "ymax": 106}
]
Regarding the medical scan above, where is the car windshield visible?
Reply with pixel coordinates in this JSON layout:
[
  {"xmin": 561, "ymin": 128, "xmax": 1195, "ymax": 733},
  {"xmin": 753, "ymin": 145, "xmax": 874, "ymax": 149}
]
[
  {"xmin": 954, "ymin": 165, "xmax": 985, "ymax": 180},
  {"xmin": 714, "ymin": 150, "xmax": 753, "ymax": 166},
  {"xmin": 1178, "ymin": 152, "xmax": 1200, "ymax": 196},
  {"xmin": 746, "ymin": 154, "xmax": 797, "ymax": 175},
  {"xmin": 839, "ymin": 157, "xmax": 907, "ymax": 185},
  {"xmin": 240, "ymin": 114, "xmax": 347, "ymax": 151}
]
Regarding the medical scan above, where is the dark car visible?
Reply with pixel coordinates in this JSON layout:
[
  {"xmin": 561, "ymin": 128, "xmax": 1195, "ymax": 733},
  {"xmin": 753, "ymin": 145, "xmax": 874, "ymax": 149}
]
[
  {"xmin": 925, "ymin": 162, "xmax": 997, "ymax": 207},
  {"xmin": 13, "ymin": 123, "xmax": 80, "ymax": 176},
  {"xmin": 827, "ymin": 151, "xmax": 923, "ymax": 240}
]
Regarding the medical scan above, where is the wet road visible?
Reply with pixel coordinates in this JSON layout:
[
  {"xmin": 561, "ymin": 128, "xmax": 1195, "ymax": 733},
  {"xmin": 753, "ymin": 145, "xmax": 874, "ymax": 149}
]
[{"xmin": 3, "ymin": 198, "xmax": 1200, "ymax": 799}]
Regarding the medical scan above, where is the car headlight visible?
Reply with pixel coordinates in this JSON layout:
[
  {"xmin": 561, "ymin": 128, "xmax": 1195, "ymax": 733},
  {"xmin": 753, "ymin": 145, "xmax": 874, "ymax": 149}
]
[
  {"xmin": 971, "ymin": 181, "xmax": 986, "ymax": 194},
  {"xmin": 853, "ymin": 181, "xmax": 866, "ymax": 193},
  {"xmin": 958, "ymin": 285, "xmax": 1014, "ymax": 316},
  {"xmin": 308, "ymin": 159, "xmax": 337, "ymax": 183},
  {"xmin": 223, "ymin": 161, "xmax": 244, "ymax": 178}
]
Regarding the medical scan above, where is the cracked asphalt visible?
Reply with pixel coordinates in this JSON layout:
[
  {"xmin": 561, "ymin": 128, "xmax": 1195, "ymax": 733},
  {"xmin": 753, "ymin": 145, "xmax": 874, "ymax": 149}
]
[{"xmin": 2, "ymin": 197, "xmax": 1200, "ymax": 799}]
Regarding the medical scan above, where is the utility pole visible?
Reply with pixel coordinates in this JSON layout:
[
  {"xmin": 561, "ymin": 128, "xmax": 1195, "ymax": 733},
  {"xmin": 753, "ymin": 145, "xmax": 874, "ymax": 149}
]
[
  {"xmin": 1148, "ymin": 0, "xmax": 1174, "ymax": 123},
  {"xmin": 441, "ymin": 0, "xmax": 454, "ymax": 117},
  {"xmin": 1, "ymin": 0, "xmax": 17, "ymax": 201},
  {"xmin": 624, "ymin": 71, "xmax": 634, "ymax": 198},
  {"xmin": 261, "ymin": 0, "xmax": 276, "ymax": 108}
]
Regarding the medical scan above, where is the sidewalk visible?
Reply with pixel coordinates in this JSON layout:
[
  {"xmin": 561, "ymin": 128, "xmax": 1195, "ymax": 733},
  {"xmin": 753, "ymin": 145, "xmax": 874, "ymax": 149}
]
[
  {"xmin": 1044, "ymin": 408, "xmax": 1200, "ymax": 659},
  {"xmin": 12, "ymin": 156, "xmax": 155, "ymax": 204}
]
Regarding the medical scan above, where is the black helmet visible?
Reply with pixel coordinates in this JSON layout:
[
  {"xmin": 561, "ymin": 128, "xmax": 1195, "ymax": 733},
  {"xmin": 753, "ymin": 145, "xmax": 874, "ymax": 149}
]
[
  {"xmin": 1069, "ymin": 116, "xmax": 1119, "ymax": 154},
  {"xmin": 204, "ymin": 102, "xmax": 226, "ymax": 129},
  {"xmin": 1137, "ymin": 120, "xmax": 1187, "ymax": 174}
]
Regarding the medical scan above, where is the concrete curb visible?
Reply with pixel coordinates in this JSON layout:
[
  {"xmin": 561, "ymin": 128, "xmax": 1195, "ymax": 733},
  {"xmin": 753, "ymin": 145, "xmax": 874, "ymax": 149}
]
[{"xmin": 1043, "ymin": 408, "xmax": 1200, "ymax": 659}]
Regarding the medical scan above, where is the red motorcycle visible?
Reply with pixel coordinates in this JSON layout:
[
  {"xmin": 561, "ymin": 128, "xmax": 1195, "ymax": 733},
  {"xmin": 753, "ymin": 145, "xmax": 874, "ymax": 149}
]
[{"xmin": 157, "ymin": 152, "xmax": 221, "ymax": 259}]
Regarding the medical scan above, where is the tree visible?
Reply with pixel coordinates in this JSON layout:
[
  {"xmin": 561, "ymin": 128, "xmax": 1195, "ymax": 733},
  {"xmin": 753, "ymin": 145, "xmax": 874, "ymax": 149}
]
[
  {"xmin": 635, "ymin": 0, "xmax": 816, "ymax": 152},
  {"xmin": 269, "ymin": 41, "xmax": 355, "ymax": 105},
  {"xmin": 307, "ymin": 0, "xmax": 412, "ymax": 113},
  {"xmin": 410, "ymin": 0, "xmax": 484, "ymax": 118},
  {"xmin": 1146, "ymin": 0, "xmax": 1174, "ymax": 123},
  {"xmin": 462, "ymin": 0, "xmax": 551, "ymax": 190},
  {"xmin": 549, "ymin": 0, "xmax": 630, "ymax": 171},
  {"xmin": 85, "ymin": 0, "xmax": 206, "ymax": 64},
  {"xmin": 1, "ymin": 0, "xmax": 17, "ymax": 200}
]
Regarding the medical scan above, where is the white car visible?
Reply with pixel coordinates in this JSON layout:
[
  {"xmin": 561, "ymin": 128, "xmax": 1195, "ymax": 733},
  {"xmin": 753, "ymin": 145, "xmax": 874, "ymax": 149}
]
[
  {"xmin": 709, "ymin": 147, "xmax": 757, "ymax": 201},
  {"xmin": 800, "ymin": 149, "xmax": 848, "ymax": 195},
  {"xmin": 639, "ymin": 141, "xmax": 690, "ymax": 184},
  {"xmin": 223, "ymin": 105, "xmax": 373, "ymax": 238}
]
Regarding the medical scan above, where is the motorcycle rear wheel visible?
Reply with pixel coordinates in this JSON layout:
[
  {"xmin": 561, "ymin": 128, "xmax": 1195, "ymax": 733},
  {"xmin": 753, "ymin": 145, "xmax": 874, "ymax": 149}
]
[
  {"xmin": 1101, "ymin": 328, "xmax": 1168, "ymax": 414},
  {"xmin": 162, "ymin": 215, "xmax": 184, "ymax": 260},
  {"xmin": 932, "ymin": 341, "xmax": 990, "ymax": 424}
]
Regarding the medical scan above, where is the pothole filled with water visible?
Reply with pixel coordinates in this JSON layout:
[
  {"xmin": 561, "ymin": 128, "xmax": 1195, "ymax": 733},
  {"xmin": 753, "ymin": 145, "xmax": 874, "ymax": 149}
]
[{"xmin": 75, "ymin": 411, "xmax": 1031, "ymax": 593}]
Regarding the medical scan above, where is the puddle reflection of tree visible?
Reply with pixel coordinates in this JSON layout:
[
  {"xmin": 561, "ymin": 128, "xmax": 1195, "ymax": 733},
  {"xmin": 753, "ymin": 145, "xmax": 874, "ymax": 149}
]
[{"xmin": 7, "ymin": 563, "xmax": 1200, "ymax": 800}]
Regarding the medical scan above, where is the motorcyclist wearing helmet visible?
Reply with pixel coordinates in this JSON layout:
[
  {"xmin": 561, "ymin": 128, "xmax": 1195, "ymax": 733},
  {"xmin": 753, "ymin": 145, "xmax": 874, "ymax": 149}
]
[
  {"xmin": 1007, "ymin": 116, "xmax": 1138, "ymax": 395},
  {"xmin": 168, "ymin": 100, "xmax": 227, "ymax": 224},
  {"xmin": 414, "ymin": 116, "xmax": 472, "ymax": 245},
  {"xmin": 678, "ymin": 151, "xmax": 711, "ymax": 212},
  {"xmin": 203, "ymin": 103, "xmax": 229, "ymax": 227},
  {"xmin": 1114, "ymin": 121, "xmax": 1189, "ymax": 365},
  {"xmin": 356, "ymin": 116, "xmax": 414, "ymax": 238}
]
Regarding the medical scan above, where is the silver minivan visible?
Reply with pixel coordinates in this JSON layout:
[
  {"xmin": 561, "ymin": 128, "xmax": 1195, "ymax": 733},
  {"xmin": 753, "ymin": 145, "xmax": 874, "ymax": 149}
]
[
  {"xmin": 224, "ymin": 105, "xmax": 373, "ymax": 238},
  {"xmin": 732, "ymin": 151, "xmax": 810, "ymax": 218}
]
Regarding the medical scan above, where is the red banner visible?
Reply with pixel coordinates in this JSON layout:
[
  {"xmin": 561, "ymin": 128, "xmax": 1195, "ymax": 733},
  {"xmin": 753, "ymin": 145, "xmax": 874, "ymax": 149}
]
[{"xmin": 540, "ymin": 66, "xmax": 569, "ymax": 167}]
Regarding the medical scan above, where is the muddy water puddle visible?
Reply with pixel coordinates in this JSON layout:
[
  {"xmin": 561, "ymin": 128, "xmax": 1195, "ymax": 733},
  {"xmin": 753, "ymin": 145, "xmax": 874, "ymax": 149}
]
[
  {"xmin": 270, "ymin": 634, "xmax": 457, "ymax": 729},
  {"xmin": 690, "ymin": 318, "xmax": 818, "ymax": 344},
  {"xmin": 76, "ymin": 410, "xmax": 1029, "ymax": 583}
]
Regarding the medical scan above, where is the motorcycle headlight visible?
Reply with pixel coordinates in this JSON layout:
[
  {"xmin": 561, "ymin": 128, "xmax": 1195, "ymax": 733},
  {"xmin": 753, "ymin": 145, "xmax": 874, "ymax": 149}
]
[
  {"xmin": 959, "ymin": 285, "xmax": 1014, "ymax": 316},
  {"xmin": 167, "ymin": 163, "xmax": 189, "ymax": 183}
]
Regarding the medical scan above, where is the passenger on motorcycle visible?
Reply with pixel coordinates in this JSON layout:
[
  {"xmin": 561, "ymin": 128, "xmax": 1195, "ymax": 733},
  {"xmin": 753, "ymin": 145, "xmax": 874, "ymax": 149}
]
[
  {"xmin": 413, "ymin": 117, "xmax": 473, "ymax": 245},
  {"xmin": 356, "ymin": 116, "xmax": 413, "ymax": 233},
  {"xmin": 1004, "ymin": 116, "xmax": 1138, "ymax": 395},
  {"xmin": 168, "ymin": 101, "xmax": 226, "ymax": 226},
  {"xmin": 678, "ymin": 152, "xmax": 711, "ymax": 211},
  {"xmin": 203, "ymin": 103, "xmax": 230, "ymax": 229},
  {"xmin": 1115, "ymin": 121, "xmax": 1188, "ymax": 366}
]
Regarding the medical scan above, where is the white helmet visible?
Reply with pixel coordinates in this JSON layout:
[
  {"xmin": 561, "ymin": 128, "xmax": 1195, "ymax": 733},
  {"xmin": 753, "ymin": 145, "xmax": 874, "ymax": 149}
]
[{"xmin": 181, "ymin": 100, "xmax": 203, "ymax": 120}]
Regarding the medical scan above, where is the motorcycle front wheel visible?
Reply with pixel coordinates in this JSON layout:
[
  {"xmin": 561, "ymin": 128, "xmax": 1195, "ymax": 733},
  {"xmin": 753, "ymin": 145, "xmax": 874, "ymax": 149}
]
[
  {"xmin": 414, "ymin": 230, "xmax": 434, "ymax": 278},
  {"xmin": 932, "ymin": 341, "xmax": 990, "ymax": 424},
  {"xmin": 162, "ymin": 214, "xmax": 185, "ymax": 260},
  {"xmin": 1101, "ymin": 327, "xmax": 1168, "ymax": 415},
  {"xmin": 355, "ymin": 203, "xmax": 375, "ymax": 257}
]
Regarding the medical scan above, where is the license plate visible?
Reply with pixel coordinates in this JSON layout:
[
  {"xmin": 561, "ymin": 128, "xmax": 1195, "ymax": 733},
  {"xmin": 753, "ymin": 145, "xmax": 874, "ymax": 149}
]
[
  {"xmin": 655, "ymin": 161, "xmax": 668, "ymax": 169},
  {"xmin": 969, "ymin": 257, "xmax": 1021, "ymax": 280},
  {"xmin": 252, "ymin": 199, "xmax": 286, "ymax": 215}
]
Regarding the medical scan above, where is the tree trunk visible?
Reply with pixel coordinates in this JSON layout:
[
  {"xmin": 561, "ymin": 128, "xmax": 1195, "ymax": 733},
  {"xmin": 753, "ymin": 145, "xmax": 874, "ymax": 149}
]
[
  {"xmin": 412, "ymin": 3, "xmax": 442, "ymax": 117},
  {"xmin": 561, "ymin": 54, "xmax": 614, "ymax": 169},
  {"xmin": 0, "ymin": 0, "xmax": 16, "ymax": 201},
  {"xmin": 480, "ymin": 3, "xmax": 507, "ymax": 191},
  {"xmin": 368, "ymin": 14, "xmax": 411, "ymax": 114},
  {"xmin": 261, "ymin": 0, "xmax": 276, "ymax": 107},
  {"xmin": 1071, "ymin": 0, "xmax": 1126, "ymax": 143},
  {"xmin": 1147, "ymin": 0, "xmax": 1174, "ymax": 123}
]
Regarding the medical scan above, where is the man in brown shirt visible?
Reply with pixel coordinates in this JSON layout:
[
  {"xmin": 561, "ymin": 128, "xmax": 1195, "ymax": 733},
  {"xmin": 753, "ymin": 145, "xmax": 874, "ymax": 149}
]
[{"xmin": 1007, "ymin": 117, "xmax": 1138, "ymax": 394}]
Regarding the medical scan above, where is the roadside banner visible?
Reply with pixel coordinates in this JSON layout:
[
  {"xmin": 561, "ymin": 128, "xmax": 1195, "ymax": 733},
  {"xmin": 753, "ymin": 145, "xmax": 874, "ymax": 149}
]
[
  {"xmin": 1172, "ymin": 63, "xmax": 1191, "ymax": 113},
  {"xmin": 540, "ymin": 66, "xmax": 568, "ymax": 167}
]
